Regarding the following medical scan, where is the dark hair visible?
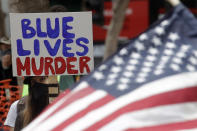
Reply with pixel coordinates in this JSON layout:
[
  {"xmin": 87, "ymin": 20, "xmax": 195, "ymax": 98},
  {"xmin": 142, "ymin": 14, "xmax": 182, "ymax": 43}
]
[
  {"xmin": 22, "ymin": 76, "xmax": 48, "ymax": 127},
  {"xmin": 49, "ymin": 5, "xmax": 67, "ymax": 12},
  {"xmin": 23, "ymin": 76, "xmax": 33, "ymax": 85}
]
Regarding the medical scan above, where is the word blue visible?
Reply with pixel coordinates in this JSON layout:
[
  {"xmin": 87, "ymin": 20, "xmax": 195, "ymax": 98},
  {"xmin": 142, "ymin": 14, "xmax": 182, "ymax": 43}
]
[{"xmin": 21, "ymin": 17, "xmax": 75, "ymax": 39}]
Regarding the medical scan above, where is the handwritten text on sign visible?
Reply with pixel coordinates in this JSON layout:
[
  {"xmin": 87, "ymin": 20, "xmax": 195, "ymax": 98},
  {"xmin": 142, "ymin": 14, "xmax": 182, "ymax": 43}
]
[{"xmin": 10, "ymin": 12, "xmax": 94, "ymax": 76}]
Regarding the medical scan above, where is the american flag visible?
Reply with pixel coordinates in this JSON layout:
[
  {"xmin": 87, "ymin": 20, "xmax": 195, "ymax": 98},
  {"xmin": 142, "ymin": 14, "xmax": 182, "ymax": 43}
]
[{"xmin": 23, "ymin": 4, "xmax": 197, "ymax": 131}]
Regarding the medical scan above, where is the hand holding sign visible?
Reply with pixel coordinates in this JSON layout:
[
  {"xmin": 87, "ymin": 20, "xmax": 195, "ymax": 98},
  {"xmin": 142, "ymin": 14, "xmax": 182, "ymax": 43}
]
[{"xmin": 10, "ymin": 12, "xmax": 94, "ymax": 76}]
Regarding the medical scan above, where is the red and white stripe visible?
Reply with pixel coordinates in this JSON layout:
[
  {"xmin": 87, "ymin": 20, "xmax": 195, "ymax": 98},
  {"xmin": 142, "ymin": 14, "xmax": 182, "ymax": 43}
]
[
  {"xmin": 99, "ymin": 102, "xmax": 197, "ymax": 131},
  {"xmin": 23, "ymin": 72, "xmax": 197, "ymax": 131}
]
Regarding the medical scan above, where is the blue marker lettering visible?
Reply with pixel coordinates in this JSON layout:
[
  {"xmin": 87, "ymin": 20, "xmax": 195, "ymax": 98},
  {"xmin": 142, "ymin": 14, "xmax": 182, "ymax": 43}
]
[
  {"xmin": 17, "ymin": 39, "xmax": 31, "ymax": 56},
  {"xmin": 76, "ymin": 37, "xmax": 89, "ymax": 56},
  {"xmin": 44, "ymin": 39, "xmax": 61, "ymax": 56},
  {"xmin": 36, "ymin": 18, "xmax": 47, "ymax": 38},
  {"xmin": 34, "ymin": 39, "xmax": 40, "ymax": 56},
  {"xmin": 21, "ymin": 19, "xmax": 36, "ymax": 39},
  {"xmin": 62, "ymin": 39, "xmax": 74, "ymax": 57},
  {"xmin": 62, "ymin": 17, "xmax": 75, "ymax": 39},
  {"xmin": 47, "ymin": 18, "xmax": 60, "ymax": 39}
]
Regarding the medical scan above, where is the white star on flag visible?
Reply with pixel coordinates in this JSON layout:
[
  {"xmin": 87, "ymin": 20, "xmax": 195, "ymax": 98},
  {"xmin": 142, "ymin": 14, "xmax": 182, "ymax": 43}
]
[
  {"xmin": 111, "ymin": 66, "xmax": 122, "ymax": 73},
  {"xmin": 144, "ymin": 61, "xmax": 154, "ymax": 67},
  {"xmin": 130, "ymin": 52, "xmax": 141, "ymax": 59},
  {"xmin": 155, "ymin": 26, "xmax": 165, "ymax": 35},
  {"xmin": 166, "ymin": 42, "xmax": 176, "ymax": 49},
  {"xmin": 106, "ymin": 79, "xmax": 115, "ymax": 86},
  {"xmin": 134, "ymin": 41, "xmax": 145, "ymax": 51},
  {"xmin": 129, "ymin": 59, "xmax": 139, "ymax": 65},
  {"xmin": 123, "ymin": 72, "xmax": 133, "ymax": 77},
  {"xmin": 126, "ymin": 65, "xmax": 136, "ymax": 71},
  {"xmin": 154, "ymin": 69, "xmax": 163, "ymax": 75},
  {"xmin": 161, "ymin": 20, "xmax": 170, "ymax": 26},
  {"xmin": 148, "ymin": 47, "xmax": 159, "ymax": 55},
  {"xmin": 159, "ymin": 60, "xmax": 167, "ymax": 65},
  {"xmin": 181, "ymin": 45, "xmax": 190, "ymax": 52},
  {"xmin": 108, "ymin": 73, "xmax": 118, "ymax": 79},
  {"xmin": 99, "ymin": 64, "xmax": 107, "ymax": 71},
  {"xmin": 173, "ymin": 58, "xmax": 183, "ymax": 64},
  {"xmin": 169, "ymin": 33, "xmax": 179, "ymax": 41},
  {"xmin": 120, "ymin": 78, "xmax": 130, "ymax": 84},
  {"xmin": 176, "ymin": 52, "xmax": 186, "ymax": 58},
  {"xmin": 164, "ymin": 49, "xmax": 174, "ymax": 56},
  {"xmin": 113, "ymin": 56, "xmax": 124, "ymax": 65},
  {"xmin": 193, "ymin": 50, "xmax": 197, "ymax": 57},
  {"xmin": 161, "ymin": 56, "xmax": 170, "ymax": 62},
  {"xmin": 141, "ymin": 67, "xmax": 152, "ymax": 73},
  {"xmin": 136, "ymin": 77, "xmax": 146, "ymax": 83},
  {"xmin": 186, "ymin": 64, "xmax": 196, "ymax": 71},
  {"xmin": 146, "ymin": 55, "xmax": 157, "ymax": 62},
  {"xmin": 156, "ymin": 64, "xmax": 165, "ymax": 69},
  {"xmin": 170, "ymin": 64, "xmax": 180, "ymax": 71},
  {"xmin": 139, "ymin": 33, "xmax": 148, "ymax": 41},
  {"xmin": 152, "ymin": 36, "xmax": 162, "ymax": 46},
  {"xmin": 138, "ymin": 72, "xmax": 148, "ymax": 77},
  {"xmin": 93, "ymin": 72, "xmax": 104, "ymax": 80},
  {"xmin": 119, "ymin": 48, "xmax": 128, "ymax": 55},
  {"xmin": 117, "ymin": 84, "xmax": 128, "ymax": 91},
  {"xmin": 189, "ymin": 57, "xmax": 197, "ymax": 65}
]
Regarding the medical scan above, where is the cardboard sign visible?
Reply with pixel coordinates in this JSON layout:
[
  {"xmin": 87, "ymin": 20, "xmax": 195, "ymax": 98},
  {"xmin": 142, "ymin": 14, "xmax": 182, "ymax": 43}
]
[{"xmin": 10, "ymin": 12, "xmax": 94, "ymax": 76}]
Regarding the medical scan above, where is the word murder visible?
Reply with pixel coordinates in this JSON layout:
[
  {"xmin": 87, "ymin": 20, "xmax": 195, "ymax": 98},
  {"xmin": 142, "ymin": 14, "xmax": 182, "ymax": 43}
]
[{"xmin": 17, "ymin": 56, "xmax": 91, "ymax": 76}]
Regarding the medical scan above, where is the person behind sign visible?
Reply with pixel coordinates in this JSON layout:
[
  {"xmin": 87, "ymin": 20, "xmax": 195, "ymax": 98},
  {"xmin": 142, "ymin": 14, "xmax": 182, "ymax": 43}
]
[
  {"xmin": 49, "ymin": 4, "xmax": 77, "ymax": 92},
  {"xmin": 2, "ymin": 36, "xmax": 18, "ymax": 131},
  {"xmin": 0, "ymin": 36, "xmax": 17, "ymax": 85},
  {"xmin": 13, "ymin": 76, "xmax": 59, "ymax": 131}
]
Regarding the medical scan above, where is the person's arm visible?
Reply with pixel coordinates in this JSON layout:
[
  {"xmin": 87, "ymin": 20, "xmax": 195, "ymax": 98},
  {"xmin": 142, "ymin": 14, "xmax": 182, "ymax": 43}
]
[{"xmin": 4, "ymin": 100, "xmax": 19, "ymax": 129}]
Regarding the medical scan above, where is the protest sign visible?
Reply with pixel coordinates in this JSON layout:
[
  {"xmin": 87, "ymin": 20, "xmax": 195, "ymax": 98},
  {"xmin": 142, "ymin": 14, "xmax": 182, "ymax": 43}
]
[{"xmin": 10, "ymin": 12, "xmax": 94, "ymax": 76}]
